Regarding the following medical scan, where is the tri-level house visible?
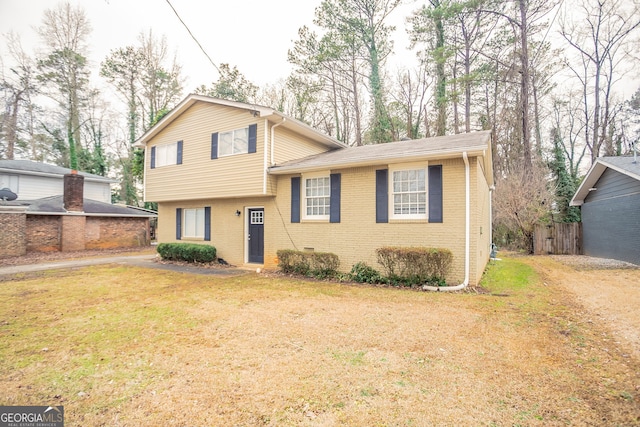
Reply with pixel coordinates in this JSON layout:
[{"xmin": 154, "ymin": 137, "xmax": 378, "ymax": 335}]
[{"xmin": 135, "ymin": 94, "xmax": 494, "ymax": 286}]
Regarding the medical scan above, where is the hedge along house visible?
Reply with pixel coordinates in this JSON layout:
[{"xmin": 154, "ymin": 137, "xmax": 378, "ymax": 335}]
[
  {"xmin": 135, "ymin": 94, "xmax": 495, "ymax": 286},
  {"xmin": 570, "ymin": 155, "xmax": 640, "ymax": 265}
]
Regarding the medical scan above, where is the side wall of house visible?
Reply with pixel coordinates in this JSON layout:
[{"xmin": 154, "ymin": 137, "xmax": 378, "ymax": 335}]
[
  {"xmin": 5, "ymin": 174, "xmax": 110, "ymax": 203},
  {"xmin": 25, "ymin": 215, "xmax": 150, "ymax": 253},
  {"xmin": 475, "ymin": 157, "xmax": 492, "ymax": 284},
  {"xmin": 582, "ymin": 168, "xmax": 640, "ymax": 265},
  {"xmin": 85, "ymin": 217, "xmax": 150, "ymax": 249}
]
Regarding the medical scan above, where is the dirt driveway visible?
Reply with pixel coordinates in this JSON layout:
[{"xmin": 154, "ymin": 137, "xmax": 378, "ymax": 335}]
[{"xmin": 523, "ymin": 255, "xmax": 640, "ymax": 359}]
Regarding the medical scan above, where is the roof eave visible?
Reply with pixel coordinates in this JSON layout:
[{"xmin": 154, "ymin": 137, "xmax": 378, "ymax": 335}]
[{"xmin": 133, "ymin": 94, "xmax": 346, "ymax": 150}]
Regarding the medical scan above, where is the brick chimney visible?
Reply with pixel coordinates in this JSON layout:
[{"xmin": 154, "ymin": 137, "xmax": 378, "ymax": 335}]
[{"xmin": 63, "ymin": 171, "xmax": 84, "ymax": 212}]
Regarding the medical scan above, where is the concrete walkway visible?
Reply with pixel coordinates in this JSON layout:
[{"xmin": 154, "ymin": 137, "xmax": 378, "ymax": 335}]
[{"xmin": 0, "ymin": 254, "xmax": 250, "ymax": 278}]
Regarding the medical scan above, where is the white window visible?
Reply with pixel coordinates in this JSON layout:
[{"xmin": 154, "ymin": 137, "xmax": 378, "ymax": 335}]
[
  {"xmin": 183, "ymin": 208, "xmax": 205, "ymax": 238},
  {"xmin": 219, "ymin": 127, "xmax": 248, "ymax": 156},
  {"xmin": 304, "ymin": 175, "xmax": 330, "ymax": 220},
  {"xmin": 0, "ymin": 174, "xmax": 19, "ymax": 193},
  {"xmin": 156, "ymin": 142, "xmax": 178, "ymax": 167},
  {"xmin": 391, "ymin": 167, "xmax": 427, "ymax": 219}
]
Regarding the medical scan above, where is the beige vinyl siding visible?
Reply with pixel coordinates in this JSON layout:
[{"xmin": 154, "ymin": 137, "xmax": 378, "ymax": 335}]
[
  {"xmin": 272, "ymin": 126, "xmax": 334, "ymax": 165},
  {"xmin": 265, "ymin": 125, "xmax": 339, "ymax": 197},
  {"xmin": 145, "ymin": 102, "xmax": 265, "ymax": 202}
]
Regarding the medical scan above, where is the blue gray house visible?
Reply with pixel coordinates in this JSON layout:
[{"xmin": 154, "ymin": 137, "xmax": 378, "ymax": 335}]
[{"xmin": 570, "ymin": 156, "xmax": 640, "ymax": 265}]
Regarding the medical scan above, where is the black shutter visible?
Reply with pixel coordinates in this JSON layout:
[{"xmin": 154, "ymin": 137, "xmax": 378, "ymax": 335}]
[
  {"xmin": 291, "ymin": 177, "xmax": 301, "ymax": 223},
  {"xmin": 176, "ymin": 140, "xmax": 183, "ymax": 164},
  {"xmin": 330, "ymin": 173, "xmax": 341, "ymax": 223},
  {"xmin": 150, "ymin": 146, "xmax": 156, "ymax": 169},
  {"xmin": 429, "ymin": 165, "xmax": 443, "ymax": 223},
  {"xmin": 248, "ymin": 124, "xmax": 257, "ymax": 153},
  {"xmin": 176, "ymin": 208, "xmax": 182, "ymax": 240},
  {"xmin": 211, "ymin": 133, "xmax": 218, "ymax": 159},
  {"xmin": 204, "ymin": 206, "xmax": 211, "ymax": 241},
  {"xmin": 376, "ymin": 169, "xmax": 388, "ymax": 223}
]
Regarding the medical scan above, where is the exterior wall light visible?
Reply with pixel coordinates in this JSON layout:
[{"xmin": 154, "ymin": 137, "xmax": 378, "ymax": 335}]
[{"xmin": 235, "ymin": 210, "xmax": 241, "ymax": 216}]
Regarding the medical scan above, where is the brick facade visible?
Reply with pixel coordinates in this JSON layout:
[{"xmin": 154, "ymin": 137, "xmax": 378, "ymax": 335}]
[
  {"xmin": 85, "ymin": 217, "xmax": 150, "ymax": 249},
  {"xmin": 0, "ymin": 214, "xmax": 150, "ymax": 257},
  {"xmin": 0, "ymin": 207, "xmax": 27, "ymax": 258},
  {"xmin": 26, "ymin": 215, "xmax": 60, "ymax": 252},
  {"xmin": 61, "ymin": 215, "xmax": 86, "ymax": 252}
]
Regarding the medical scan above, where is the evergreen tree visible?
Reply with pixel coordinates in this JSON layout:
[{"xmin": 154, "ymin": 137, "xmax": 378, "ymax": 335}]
[{"xmin": 549, "ymin": 128, "xmax": 581, "ymax": 223}]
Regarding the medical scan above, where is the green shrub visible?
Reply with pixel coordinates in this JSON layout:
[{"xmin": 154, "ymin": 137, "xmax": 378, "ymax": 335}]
[
  {"xmin": 349, "ymin": 262, "xmax": 383, "ymax": 284},
  {"xmin": 277, "ymin": 249, "xmax": 340, "ymax": 278},
  {"xmin": 157, "ymin": 243, "xmax": 217, "ymax": 263},
  {"xmin": 376, "ymin": 247, "xmax": 452, "ymax": 286}
]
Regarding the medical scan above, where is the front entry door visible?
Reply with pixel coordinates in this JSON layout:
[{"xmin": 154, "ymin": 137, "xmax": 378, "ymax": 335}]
[{"xmin": 248, "ymin": 208, "xmax": 264, "ymax": 263}]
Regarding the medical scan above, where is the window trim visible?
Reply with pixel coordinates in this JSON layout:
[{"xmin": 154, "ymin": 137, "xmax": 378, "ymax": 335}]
[
  {"xmin": 389, "ymin": 163, "xmax": 429, "ymax": 220},
  {"xmin": 218, "ymin": 127, "xmax": 249, "ymax": 157},
  {"xmin": 182, "ymin": 207, "xmax": 205, "ymax": 239},
  {"xmin": 153, "ymin": 141, "xmax": 180, "ymax": 168},
  {"xmin": 302, "ymin": 172, "xmax": 331, "ymax": 221}
]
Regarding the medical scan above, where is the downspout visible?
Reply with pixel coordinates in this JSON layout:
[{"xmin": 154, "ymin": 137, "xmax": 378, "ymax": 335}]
[
  {"xmin": 423, "ymin": 151, "xmax": 470, "ymax": 292},
  {"xmin": 263, "ymin": 118, "xmax": 268, "ymax": 194}
]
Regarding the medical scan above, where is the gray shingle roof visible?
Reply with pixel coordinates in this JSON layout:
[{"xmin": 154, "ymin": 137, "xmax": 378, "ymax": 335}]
[
  {"xmin": 599, "ymin": 155, "xmax": 640, "ymax": 178},
  {"xmin": 0, "ymin": 160, "xmax": 117, "ymax": 183},
  {"xmin": 26, "ymin": 196, "xmax": 156, "ymax": 217},
  {"xmin": 269, "ymin": 130, "xmax": 492, "ymax": 174}
]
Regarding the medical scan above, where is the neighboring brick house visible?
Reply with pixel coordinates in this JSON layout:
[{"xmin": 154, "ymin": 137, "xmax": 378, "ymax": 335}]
[
  {"xmin": 570, "ymin": 156, "xmax": 640, "ymax": 265},
  {"xmin": 135, "ymin": 94, "xmax": 494, "ymax": 286},
  {"xmin": 0, "ymin": 172, "xmax": 156, "ymax": 258}
]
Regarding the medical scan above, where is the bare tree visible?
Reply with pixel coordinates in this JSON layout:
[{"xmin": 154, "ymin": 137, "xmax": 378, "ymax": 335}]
[
  {"xmin": 560, "ymin": 0, "xmax": 640, "ymax": 163},
  {"xmin": 36, "ymin": 1, "xmax": 91, "ymax": 170},
  {"xmin": 0, "ymin": 33, "xmax": 37, "ymax": 160}
]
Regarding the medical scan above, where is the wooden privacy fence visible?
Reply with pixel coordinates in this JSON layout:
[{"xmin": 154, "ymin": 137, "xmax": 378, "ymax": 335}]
[{"xmin": 533, "ymin": 223, "xmax": 583, "ymax": 255}]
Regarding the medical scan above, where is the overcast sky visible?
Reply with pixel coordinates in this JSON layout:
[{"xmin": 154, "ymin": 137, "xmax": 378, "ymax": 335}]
[{"xmin": 0, "ymin": 0, "xmax": 419, "ymax": 93}]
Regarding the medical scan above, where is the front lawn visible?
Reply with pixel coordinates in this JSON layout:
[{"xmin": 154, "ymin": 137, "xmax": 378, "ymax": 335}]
[{"xmin": 0, "ymin": 258, "xmax": 637, "ymax": 425}]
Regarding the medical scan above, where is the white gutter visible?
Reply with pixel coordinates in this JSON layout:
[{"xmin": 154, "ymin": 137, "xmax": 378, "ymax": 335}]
[{"xmin": 423, "ymin": 151, "xmax": 470, "ymax": 292}]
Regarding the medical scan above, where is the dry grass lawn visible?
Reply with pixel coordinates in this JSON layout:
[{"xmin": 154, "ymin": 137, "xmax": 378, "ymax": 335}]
[{"xmin": 0, "ymin": 257, "xmax": 638, "ymax": 426}]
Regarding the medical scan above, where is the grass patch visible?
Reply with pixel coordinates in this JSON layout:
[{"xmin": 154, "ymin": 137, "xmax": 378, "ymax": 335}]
[
  {"xmin": 0, "ymin": 260, "xmax": 638, "ymax": 425},
  {"xmin": 481, "ymin": 256, "xmax": 539, "ymax": 293}
]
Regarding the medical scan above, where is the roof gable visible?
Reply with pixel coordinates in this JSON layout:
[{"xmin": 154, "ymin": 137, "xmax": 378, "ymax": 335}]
[
  {"xmin": 133, "ymin": 94, "xmax": 346, "ymax": 150},
  {"xmin": 571, "ymin": 156, "xmax": 640, "ymax": 206}
]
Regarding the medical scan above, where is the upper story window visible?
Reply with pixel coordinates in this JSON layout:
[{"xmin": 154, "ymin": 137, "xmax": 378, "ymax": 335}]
[
  {"xmin": 151, "ymin": 141, "xmax": 182, "ymax": 168},
  {"xmin": 219, "ymin": 128, "xmax": 248, "ymax": 156},
  {"xmin": 304, "ymin": 175, "xmax": 331, "ymax": 220},
  {"xmin": 211, "ymin": 124, "xmax": 257, "ymax": 159},
  {"xmin": 391, "ymin": 167, "xmax": 427, "ymax": 219}
]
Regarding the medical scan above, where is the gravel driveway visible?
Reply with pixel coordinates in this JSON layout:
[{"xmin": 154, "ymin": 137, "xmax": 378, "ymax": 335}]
[{"xmin": 526, "ymin": 255, "xmax": 640, "ymax": 359}]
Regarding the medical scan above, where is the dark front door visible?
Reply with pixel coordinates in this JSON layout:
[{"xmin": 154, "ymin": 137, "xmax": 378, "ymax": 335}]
[{"xmin": 248, "ymin": 208, "xmax": 264, "ymax": 263}]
